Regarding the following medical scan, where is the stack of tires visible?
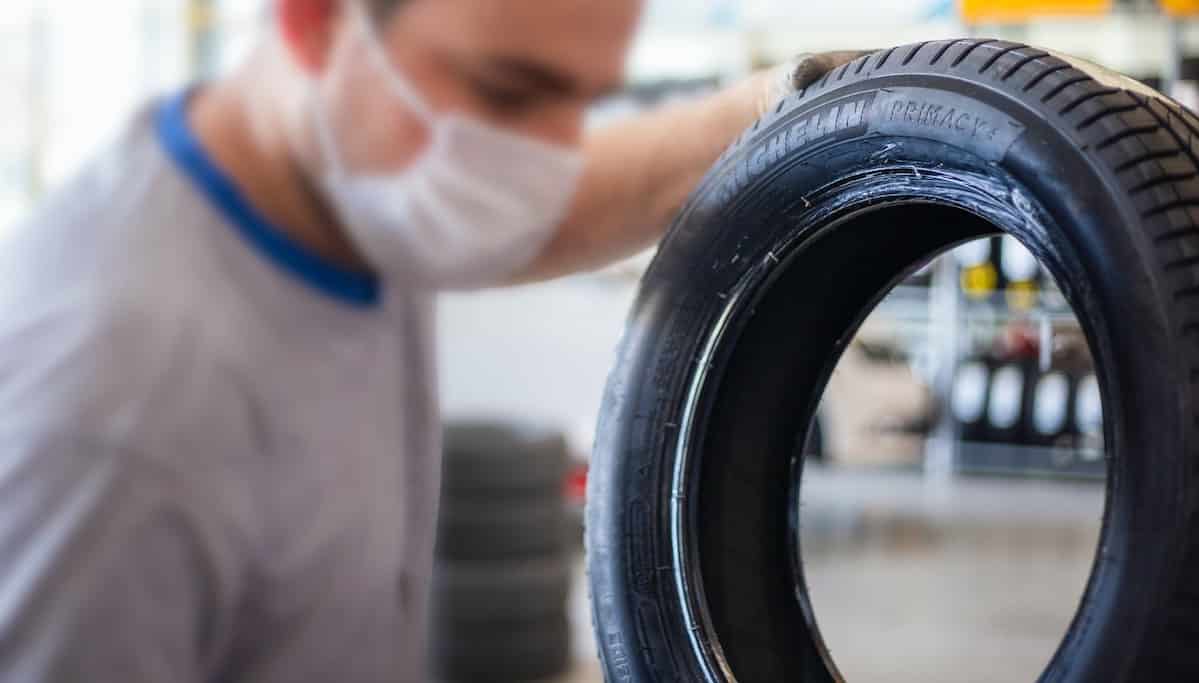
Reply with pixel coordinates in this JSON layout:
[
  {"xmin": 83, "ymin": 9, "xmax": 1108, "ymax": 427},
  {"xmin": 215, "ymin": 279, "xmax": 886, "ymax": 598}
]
[
  {"xmin": 430, "ymin": 422, "xmax": 573, "ymax": 683},
  {"xmin": 952, "ymin": 358, "xmax": 1101, "ymax": 447}
]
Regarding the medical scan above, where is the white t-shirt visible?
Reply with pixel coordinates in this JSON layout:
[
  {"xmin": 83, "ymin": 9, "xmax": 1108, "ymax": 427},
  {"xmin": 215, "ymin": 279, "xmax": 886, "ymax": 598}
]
[{"xmin": 0, "ymin": 91, "xmax": 441, "ymax": 682}]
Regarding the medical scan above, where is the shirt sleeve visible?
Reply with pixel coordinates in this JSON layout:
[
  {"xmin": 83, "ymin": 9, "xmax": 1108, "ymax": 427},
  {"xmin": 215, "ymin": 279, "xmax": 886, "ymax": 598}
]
[{"xmin": 0, "ymin": 431, "xmax": 240, "ymax": 683}]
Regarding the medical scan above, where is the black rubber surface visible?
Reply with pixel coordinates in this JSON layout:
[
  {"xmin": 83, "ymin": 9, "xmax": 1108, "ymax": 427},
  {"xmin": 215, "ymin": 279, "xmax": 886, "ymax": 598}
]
[
  {"xmin": 587, "ymin": 39, "xmax": 1199, "ymax": 682},
  {"xmin": 430, "ymin": 612, "xmax": 571, "ymax": 683},
  {"xmin": 442, "ymin": 422, "xmax": 568, "ymax": 496},
  {"xmin": 431, "ymin": 556, "xmax": 571, "ymax": 623},
  {"xmin": 435, "ymin": 494, "xmax": 569, "ymax": 561}
]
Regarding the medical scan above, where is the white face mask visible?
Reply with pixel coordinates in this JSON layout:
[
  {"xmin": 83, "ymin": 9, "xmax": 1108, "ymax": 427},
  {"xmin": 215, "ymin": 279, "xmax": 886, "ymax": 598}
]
[{"xmin": 314, "ymin": 10, "xmax": 585, "ymax": 290}]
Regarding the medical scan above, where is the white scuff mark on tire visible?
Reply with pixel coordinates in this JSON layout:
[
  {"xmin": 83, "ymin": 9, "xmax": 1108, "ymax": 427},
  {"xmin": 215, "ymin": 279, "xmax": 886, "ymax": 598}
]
[{"xmin": 870, "ymin": 142, "xmax": 899, "ymax": 161}]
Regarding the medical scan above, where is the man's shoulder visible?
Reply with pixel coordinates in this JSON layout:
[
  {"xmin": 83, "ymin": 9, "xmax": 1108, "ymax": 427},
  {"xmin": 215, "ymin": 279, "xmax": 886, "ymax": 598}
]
[
  {"xmin": 0, "ymin": 249, "xmax": 262, "ymax": 526},
  {"xmin": 0, "ymin": 129, "xmax": 248, "ymax": 437},
  {"xmin": 0, "ymin": 279, "xmax": 234, "ymax": 439},
  {"xmin": 0, "ymin": 102, "xmax": 235, "ymax": 390},
  {"xmin": 5, "ymin": 102, "xmax": 197, "ymax": 266}
]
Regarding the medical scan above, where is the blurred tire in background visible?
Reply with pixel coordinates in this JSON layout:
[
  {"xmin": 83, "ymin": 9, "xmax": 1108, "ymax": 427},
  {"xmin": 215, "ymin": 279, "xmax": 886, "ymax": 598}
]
[{"xmin": 431, "ymin": 422, "xmax": 572, "ymax": 683}]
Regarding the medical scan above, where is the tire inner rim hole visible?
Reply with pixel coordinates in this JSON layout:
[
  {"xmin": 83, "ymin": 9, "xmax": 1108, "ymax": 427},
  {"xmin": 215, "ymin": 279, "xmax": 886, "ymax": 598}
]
[{"xmin": 690, "ymin": 201, "xmax": 1107, "ymax": 683}]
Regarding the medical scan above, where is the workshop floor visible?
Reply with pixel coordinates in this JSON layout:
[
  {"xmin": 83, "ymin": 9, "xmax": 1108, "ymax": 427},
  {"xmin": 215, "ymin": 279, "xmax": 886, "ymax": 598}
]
[{"xmin": 554, "ymin": 468, "xmax": 1105, "ymax": 683}]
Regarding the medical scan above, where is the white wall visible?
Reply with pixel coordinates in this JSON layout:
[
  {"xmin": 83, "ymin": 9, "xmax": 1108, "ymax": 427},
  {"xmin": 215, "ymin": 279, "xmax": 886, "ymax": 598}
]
[{"xmin": 438, "ymin": 275, "xmax": 639, "ymax": 453}]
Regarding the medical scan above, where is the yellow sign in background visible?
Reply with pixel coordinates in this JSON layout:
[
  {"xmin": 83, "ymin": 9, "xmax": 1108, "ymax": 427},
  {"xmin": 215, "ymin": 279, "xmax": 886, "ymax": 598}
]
[
  {"xmin": 1161, "ymin": 0, "xmax": 1199, "ymax": 17},
  {"xmin": 960, "ymin": 0, "xmax": 1112, "ymax": 23}
]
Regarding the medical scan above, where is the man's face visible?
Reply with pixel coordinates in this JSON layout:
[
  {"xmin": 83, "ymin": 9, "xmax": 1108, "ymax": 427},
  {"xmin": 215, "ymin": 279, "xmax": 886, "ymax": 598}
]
[{"xmin": 314, "ymin": 0, "xmax": 642, "ymax": 173}]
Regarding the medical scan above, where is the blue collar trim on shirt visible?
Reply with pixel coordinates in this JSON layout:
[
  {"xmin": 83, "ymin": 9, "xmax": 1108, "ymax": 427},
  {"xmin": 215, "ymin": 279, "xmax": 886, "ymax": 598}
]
[{"xmin": 154, "ymin": 89, "xmax": 380, "ymax": 308}]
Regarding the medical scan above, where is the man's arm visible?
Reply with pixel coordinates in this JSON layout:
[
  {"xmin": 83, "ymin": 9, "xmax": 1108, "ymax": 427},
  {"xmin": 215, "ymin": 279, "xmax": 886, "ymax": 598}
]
[{"xmin": 514, "ymin": 52, "xmax": 872, "ymax": 284}]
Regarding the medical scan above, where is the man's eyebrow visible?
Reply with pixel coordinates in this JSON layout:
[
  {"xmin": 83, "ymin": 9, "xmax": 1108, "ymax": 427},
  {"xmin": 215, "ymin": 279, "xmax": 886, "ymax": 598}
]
[{"xmin": 487, "ymin": 56, "xmax": 622, "ymax": 99}]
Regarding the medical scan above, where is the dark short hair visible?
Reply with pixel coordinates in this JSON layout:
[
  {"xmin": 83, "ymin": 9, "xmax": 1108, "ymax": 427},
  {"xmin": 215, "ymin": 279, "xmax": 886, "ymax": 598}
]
[{"xmin": 366, "ymin": 0, "xmax": 404, "ymax": 22}]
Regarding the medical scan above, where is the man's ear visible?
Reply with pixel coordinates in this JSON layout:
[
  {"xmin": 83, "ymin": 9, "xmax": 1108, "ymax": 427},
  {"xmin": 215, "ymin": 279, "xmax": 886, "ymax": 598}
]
[{"xmin": 276, "ymin": 0, "xmax": 343, "ymax": 74}]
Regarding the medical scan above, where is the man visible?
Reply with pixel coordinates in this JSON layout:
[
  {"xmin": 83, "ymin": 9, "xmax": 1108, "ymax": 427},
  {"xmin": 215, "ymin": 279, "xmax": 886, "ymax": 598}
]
[{"xmin": 0, "ymin": 1, "xmax": 860, "ymax": 680}]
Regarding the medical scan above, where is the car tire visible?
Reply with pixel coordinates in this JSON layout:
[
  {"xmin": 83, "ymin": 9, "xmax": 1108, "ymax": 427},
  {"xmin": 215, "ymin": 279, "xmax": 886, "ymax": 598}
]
[
  {"xmin": 435, "ymin": 495, "xmax": 569, "ymax": 561},
  {"xmin": 442, "ymin": 421, "xmax": 568, "ymax": 496},
  {"xmin": 432, "ymin": 556, "xmax": 571, "ymax": 624},
  {"xmin": 951, "ymin": 359, "xmax": 991, "ymax": 442},
  {"xmin": 433, "ymin": 422, "xmax": 574, "ymax": 681},
  {"xmin": 587, "ymin": 39, "xmax": 1199, "ymax": 682},
  {"xmin": 429, "ymin": 613, "xmax": 572, "ymax": 683},
  {"xmin": 1031, "ymin": 368, "xmax": 1073, "ymax": 446}
]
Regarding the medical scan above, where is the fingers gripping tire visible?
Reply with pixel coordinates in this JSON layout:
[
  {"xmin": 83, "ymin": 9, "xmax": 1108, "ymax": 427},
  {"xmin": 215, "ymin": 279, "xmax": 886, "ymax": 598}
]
[{"xmin": 586, "ymin": 40, "xmax": 1199, "ymax": 682}]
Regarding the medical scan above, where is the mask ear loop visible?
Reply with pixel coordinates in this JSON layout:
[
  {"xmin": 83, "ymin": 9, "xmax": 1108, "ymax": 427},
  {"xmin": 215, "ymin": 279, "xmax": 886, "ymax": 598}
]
[
  {"xmin": 353, "ymin": 5, "xmax": 436, "ymax": 124},
  {"xmin": 311, "ymin": 84, "xmax": 349, "ymax": 179},
  {"xmin": 313, "ymin": 3, "xmax": 438, "ymax": 181}
]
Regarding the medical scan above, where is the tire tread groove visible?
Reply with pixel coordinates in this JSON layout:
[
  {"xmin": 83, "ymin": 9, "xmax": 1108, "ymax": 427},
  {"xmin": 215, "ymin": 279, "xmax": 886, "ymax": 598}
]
[
  {"xmin": 1041, "ymin": 75, "xmax": 1091, "ymax": 103},
  {"xmin": 1130, "ymin": 172, "xmax": 1199, "ymax": 195},
  {"xmin": 1061, "ymin": 89, "xmax": 1123, "ymax": 117},
  {"xmin": 929, "ymin": 39, "xmax": 963, "ymax": 66},
  {"xmin": 1002, "ymin": 51, "xmax": 1050, "ymax": 80},
  {"xmin": 875, "ymin": 46, "xmax": 898, "ymax": 69},
  {"xmin": 1145, "ymin": 199, "xmax": 1199, "ymax": 218},
  {"xmin": 1097, "ymin": 124, "xmax": 1162, "ymax": 151},
  {"xmin": 1024, "ymin": 63, "xmax": 1072, "ymax": 92},
  {"xmin": 952, "ymin": 38, "xmax": 998, "ymax": 67},
  {"xmin": 1115, "ymin": 149, "xmax": 1185, "ymax": 173},
  {"xmin": 902, "ymin": 41, "xmax": 931, "ymax": 66},
  {"xmin": 1166, "ymin": 253, "xmax": 1199, "ymax": 271},
  {"xmin": 1155, "ymin": 226, "xmax": 1199, "ymax": 244},
  {"xmin": 979, "ymin": 44, "xmax": 1024, "ymax": 74},
  {"xmin": 1078, "ymin": 102, "xmax": 1141, "ymax": 129}
]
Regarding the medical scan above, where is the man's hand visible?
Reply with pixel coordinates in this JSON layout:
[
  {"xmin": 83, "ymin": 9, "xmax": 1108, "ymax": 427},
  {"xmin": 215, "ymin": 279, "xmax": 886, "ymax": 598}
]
[
  {"xmin": 512, "ymin": 49, "xmax": 878, "ymax": 284},
  {"xmin": 757, "ymin": 51, "xmax": 877, "ymax": 116}
]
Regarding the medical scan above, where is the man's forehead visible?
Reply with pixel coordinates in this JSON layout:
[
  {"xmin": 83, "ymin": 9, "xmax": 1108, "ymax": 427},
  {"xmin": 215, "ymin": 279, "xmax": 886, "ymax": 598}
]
[
  {"xmin": 390, "ymin": 0, "xmax": 642, "ymax": 36},
  {"xmin": 387, "ymin": 0, "xmax": 642, "ymax": 90}
]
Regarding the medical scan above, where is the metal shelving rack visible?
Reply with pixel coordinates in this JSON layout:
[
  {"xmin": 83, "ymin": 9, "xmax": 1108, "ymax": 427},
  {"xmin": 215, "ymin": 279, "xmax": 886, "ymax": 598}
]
[{"xmin": 887, "ymin": 247, "xmax": 1105, "ymax": 480}]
